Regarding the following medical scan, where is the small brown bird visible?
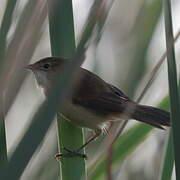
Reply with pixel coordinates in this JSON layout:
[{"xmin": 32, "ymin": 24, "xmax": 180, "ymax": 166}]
[{"xmin": 26, "ymin": 57, "xmax": 170, "ymax": 157}]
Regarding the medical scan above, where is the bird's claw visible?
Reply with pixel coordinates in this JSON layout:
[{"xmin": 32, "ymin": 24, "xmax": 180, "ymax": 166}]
[{"xmin": 55, "ymin": 147, "xmax": 87, "ymax": 160}]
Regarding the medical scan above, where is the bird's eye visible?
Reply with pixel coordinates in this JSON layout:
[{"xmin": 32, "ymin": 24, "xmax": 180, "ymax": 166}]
[{"xmin": 43, "ymin": 63, "xmax": 50, "ymax": 69}]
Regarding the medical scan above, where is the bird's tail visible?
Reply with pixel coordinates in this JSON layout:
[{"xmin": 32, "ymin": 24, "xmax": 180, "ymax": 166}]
[{"xmin": 132, "ymin": 104, "xmax": 170, "ymax": 129}]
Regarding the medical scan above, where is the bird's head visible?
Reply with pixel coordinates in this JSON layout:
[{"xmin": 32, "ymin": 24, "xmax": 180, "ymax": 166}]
[{"xmin": 26, "ymin": 57, "xmax": 67, "ymax": 90}]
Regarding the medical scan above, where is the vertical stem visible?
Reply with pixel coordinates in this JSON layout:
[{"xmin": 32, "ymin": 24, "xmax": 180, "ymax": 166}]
[
  {"xmin": 0, "ymin": 0, "xmax": 18, "ymax": 166},
  {"xmin": 0, "ymin": 119, "xmax": 7, "ymax": 164},
  {"xmin": 159, "ymin": 130, "xmax": 174, "ymax": 180},
  {"xmin": 0, "ymin": 0, "xmax": 17, "ymax": 61},
  {"xmin": 164, "ymin": 0, "xmax": 180, "ymax": 178},
  {"xmin": 47, "ymin": 0, "xmax": 86, "ymax": 179}
]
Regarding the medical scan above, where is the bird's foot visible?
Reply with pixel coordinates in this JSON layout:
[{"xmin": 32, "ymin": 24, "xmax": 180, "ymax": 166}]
[{"xmin": 55, "ymin": 147, "xmax": 87, "ymax": 160}]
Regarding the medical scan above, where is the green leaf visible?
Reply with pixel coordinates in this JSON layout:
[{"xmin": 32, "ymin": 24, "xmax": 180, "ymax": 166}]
[
  {"xmin": 48, "ymin": 0, "xmax": 86, "ymax": 179},
  {"xmin": 0, "ymin": 0, "xmax": 18, "ymax": 167},
  {"xmin": 159, "ymin": 130, "xmax": 174, "ymax": 180},
  {"xmin": 164, "ymin": 0, "xmax": 180, "ymax": 178}
]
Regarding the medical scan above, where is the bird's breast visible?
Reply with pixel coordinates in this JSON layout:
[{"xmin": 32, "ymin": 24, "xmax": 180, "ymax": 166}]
[{"xmin": 61, "ymin": 101, "xmax": 107, "ymax": 130}]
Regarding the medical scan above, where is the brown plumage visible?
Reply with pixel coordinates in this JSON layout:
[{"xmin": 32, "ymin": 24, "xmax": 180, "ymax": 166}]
[{"xmin": 26, "ymin": 56, "xmax": 170, "ymax": 155}]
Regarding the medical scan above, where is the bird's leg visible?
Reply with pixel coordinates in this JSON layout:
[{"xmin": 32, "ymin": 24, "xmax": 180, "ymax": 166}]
[
  {"xmin": 76, "ymin": 129, "xmax": 101, "ymax": 152},
  {"xmin": 55, "ymin": 129, "xmax": 101, "ymax": 160}
]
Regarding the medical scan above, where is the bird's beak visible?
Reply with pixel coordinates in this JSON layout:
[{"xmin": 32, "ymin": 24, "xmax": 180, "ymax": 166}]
[{"xmin": 24, "ymin": 64, "xmax": 33, "ymax": 70}]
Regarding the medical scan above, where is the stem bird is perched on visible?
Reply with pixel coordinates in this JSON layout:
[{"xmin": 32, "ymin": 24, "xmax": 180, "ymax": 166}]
[{"xmin": 26, "ymin": 57, "xmax": 170, "ymax": 158}]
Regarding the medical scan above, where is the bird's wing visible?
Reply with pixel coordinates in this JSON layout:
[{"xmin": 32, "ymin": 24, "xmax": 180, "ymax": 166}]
[{"xmin": 72, "ymin": 68, "xmax": 131, "ymax": 116}]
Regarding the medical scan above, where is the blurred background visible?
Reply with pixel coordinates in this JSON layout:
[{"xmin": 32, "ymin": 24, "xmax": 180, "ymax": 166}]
[{"xmin": 1, "ymin": 0, "xmax": 180, "ymax": 179}]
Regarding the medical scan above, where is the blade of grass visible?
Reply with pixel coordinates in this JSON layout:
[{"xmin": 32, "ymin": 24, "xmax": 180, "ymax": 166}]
[
  {"xmin": 0, "ymin": 0, "xmax": 18, "ymax": 166},
  {"xmin": 161, "ymin": 71, "xmax": 180, "ymax": 179},
  {"xmin": 164, "ymin": 0, "xmax": 180, "ymax": 178},
  {"xmin": 0, "ymin": 119, "xmax": 7, "ymax": 164},
  {"xmin": 0, "ymin": 0, "xmax": 17, "ymax": 61},
  {"xmin": 0, "ymin": 0, "xmax": 47, "ymax": 118},
  {"xmin": 159, "ymin": 130, "xmax": 174, "ymax": 180},
  {"xmin": 48, "ymin": 0, "xmax": 86, "ymax": 179},
  {"xmin": 0, "ymin": 0, "xmax": 48, "ymax": 178}
]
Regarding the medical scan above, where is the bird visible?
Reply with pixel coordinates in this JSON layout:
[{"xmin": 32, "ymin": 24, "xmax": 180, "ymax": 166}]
[{"xmin": 26, "ymin": 56, "xmax": 170, "ymax": 158}]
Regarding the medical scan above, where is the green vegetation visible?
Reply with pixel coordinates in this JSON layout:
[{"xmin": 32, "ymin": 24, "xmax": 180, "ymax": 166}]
[{"xmin": 0, "ymin": 0, "xmax": 179, "ymax": 179}]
